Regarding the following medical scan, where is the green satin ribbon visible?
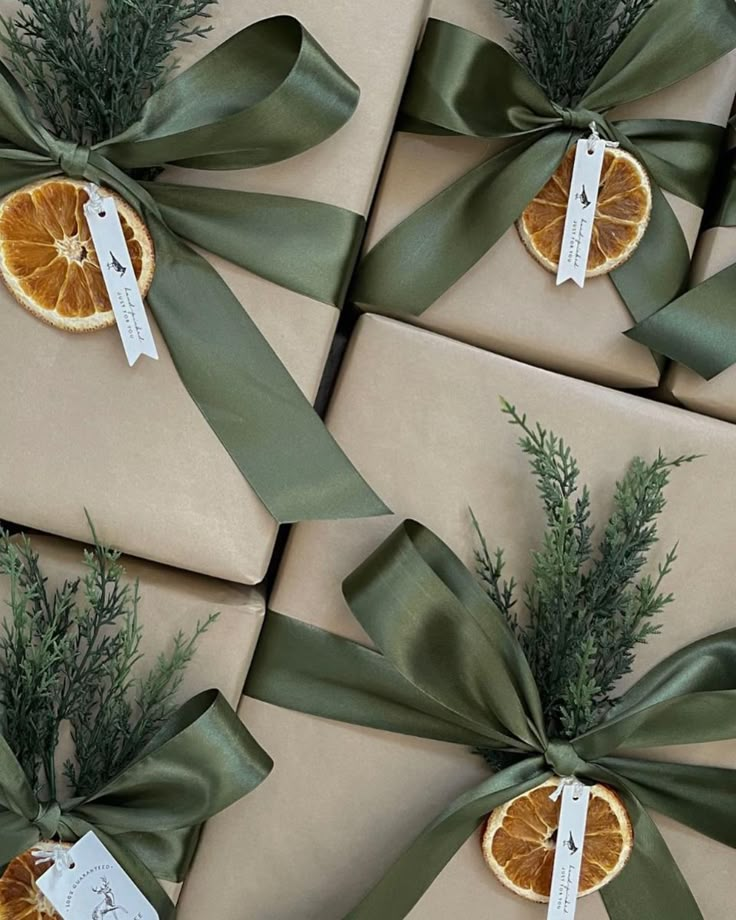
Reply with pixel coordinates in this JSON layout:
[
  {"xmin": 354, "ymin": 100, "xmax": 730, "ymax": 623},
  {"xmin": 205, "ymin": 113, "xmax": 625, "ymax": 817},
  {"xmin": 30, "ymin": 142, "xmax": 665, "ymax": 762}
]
[
  {"xmin": 246, "ymin": 521, "xmax": 736, "ymax": 920},
  {"xmin": 0, "ymin": 15, "xmax": 388, "ymax": 523},
  {"xmin": 352, "ymin": 0, "xmax": 736, "ymax": 343},
  {"xmin": 628, "ymin": 134, "xmax": 736, "ymax": 378},
  {"xmin": 0, "ymin": 690, "xmax": 272, "ymax": 918}
]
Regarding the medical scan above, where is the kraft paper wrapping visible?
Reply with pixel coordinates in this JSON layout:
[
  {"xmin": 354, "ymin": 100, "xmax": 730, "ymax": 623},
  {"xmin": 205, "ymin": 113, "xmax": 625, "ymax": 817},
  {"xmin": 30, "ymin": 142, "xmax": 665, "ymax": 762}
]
[
  {"xmin": 358, "ymin": 0, "xmax": 736, "ymax": 390},
  {"xmin": 0, "ymin": 531, "xmax": 266, "ymax": 902},
  {"xmin": 0, "ymin": 0, "xmax": 427, "ymax": 585},
  {"xmin": 182, "ymin": 315, "xmax": 736, "ymax": 919},
  {"xmin": 664, "ymin": 227, "xmax": 736, "ymax": 421}
]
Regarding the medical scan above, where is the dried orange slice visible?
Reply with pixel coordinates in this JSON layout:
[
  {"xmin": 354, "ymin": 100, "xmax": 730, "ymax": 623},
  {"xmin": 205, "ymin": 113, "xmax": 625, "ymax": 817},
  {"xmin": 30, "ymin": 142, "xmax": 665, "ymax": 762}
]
[
  {"xmin": 518, "ymin": 146, "xmax": 652, "ymax": 277},
  {"xmin": 0, "ymin": 178, "xmax": 154, "ymax": 332},
  {"xmin": 0, "ymin": 843, "xmax": 66, "ymax": 919},
  {"xmin": 481, "ymin": 778, "xmax": 633, "ymax": 902}
]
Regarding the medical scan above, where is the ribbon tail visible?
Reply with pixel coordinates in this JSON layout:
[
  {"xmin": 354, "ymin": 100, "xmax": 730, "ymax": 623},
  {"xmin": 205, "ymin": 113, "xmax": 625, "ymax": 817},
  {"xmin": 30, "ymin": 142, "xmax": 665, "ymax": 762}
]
[
  {"xmin": 345, "ymin": 760, "xmax": 549, "ymax": 920},
  {"xmin": 146, "ymin": 223, "xmax": 388, "ymax": 523},
  {"xmin": 626, "ymin": 261, "xmax": 736, "ymax": 378},
  {"xmin": 246, "ymin": 612, "xmax": 510, "ymax": 748},
  {"xmin": 598, "ymin": 792, "xmax": 704, "ymax": 920},
  {"xmin": 352, "ymin": 132, "xmax": 570, "ymax": 316},
  {"xmin": 614, "ymin": 119, "xmax": 725, "ymax": 209},
  {"xmin": 610, "ymin": 163, "xmax": 691, "ymax": 328},
  {"xmin": 598, "ymin": 756, "xmax": 736, "ymax": 849}
]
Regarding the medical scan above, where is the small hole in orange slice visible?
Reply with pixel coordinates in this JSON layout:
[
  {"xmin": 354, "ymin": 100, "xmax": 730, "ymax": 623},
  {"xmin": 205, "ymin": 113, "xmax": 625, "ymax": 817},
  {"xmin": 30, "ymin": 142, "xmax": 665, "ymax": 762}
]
[
  {"xmin": 0, "ymin": 178, "xmax": 155, "ymax": 333},
  {"xmin": 517, "ymin": 147, "xmax": 652, "ymax": 278}
]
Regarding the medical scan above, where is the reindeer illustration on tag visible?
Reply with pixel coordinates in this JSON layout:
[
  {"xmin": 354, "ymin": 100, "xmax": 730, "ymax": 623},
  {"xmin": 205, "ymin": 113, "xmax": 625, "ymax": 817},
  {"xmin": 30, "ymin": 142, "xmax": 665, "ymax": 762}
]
[{"xmin": 91, "ymin": 877, "xmax": 128, "ymax": 919}]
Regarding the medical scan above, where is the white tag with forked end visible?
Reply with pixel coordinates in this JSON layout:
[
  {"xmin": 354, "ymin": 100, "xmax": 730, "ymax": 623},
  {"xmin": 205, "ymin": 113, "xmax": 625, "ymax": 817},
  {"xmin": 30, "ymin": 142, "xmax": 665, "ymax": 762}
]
[
  {"xmin": 546, "ymin": 780, "xmax": 591, "ymax": 920},
  {"xmin": 36, "ymin": 832, "xmax": 158, "ymax": 920},
  {"xmin": 84, "ymin": 185, "xmax": 158, "ymax": 366},
  {"xmin": 556, "ymin": 126, "xmax": 617, "ymax": 288}
]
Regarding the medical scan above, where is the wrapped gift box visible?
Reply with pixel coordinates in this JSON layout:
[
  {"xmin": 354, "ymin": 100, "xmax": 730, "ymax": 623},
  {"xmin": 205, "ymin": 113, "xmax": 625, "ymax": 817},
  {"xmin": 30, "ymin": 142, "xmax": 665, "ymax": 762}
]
[
  {"xmin": 355, "ymin": 0, "xmax": 736, "ymax": 390},
  {"xmin": 0, "ymin": 530, "xmax": 266, "ymax": 903},
  {"xmin": 664, "ymin": 226, "xmax": 736, "ymax": 422},
  {"xmin": 0, "ymin": 0, "xmax": 427, "ymax": 584},
  {"xmin": 187, "ymin": 315, "xmax": 735, "ymax": 918}
]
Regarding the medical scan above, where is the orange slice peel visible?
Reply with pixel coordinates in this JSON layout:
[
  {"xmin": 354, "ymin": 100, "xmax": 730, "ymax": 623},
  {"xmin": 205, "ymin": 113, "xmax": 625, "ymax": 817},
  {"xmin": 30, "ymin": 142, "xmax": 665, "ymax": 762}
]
[
  {"xmin": 0, "ymin": 843, "xmax": 67, "ymax": 919},
  {"xmin": 0, "ymin": 178, "xmax": 154, "ymax": 332},
  {"xmin": 518, "ymin": 146, "xmax": 652, "ymax": 277},
  {"xmin": 481, "ymin": 778, "xmax": 633, "ymax": 902}
]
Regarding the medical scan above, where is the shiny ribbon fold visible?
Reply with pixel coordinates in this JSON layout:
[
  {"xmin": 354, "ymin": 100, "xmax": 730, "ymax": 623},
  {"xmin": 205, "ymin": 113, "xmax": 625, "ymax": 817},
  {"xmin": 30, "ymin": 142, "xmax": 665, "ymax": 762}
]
[
  {"xmin": 629, "ymin": 130, "xmax": 736, "ymax": 378},
  {"xmin": 0, "ymin": 690, "xmax": 272, "ymax": 918},
  {"xmin": 352, "ymin": 0, "xmax": 736, "ymax": 348},
  {"xmin": 0, "ymin": 15, "xmax": 387, "ymax": 523},
  {"xmin": 246, "ymin": 521, "xmax": 736, "ymax": 920}
]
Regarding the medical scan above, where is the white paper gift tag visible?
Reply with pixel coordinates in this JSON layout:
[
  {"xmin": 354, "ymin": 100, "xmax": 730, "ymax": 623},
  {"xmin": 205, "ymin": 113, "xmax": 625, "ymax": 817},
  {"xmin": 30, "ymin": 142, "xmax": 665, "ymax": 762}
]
[
  {"xmin": 36, "ymin": 832, "xmax": 158, "ymax": 920},
  {"xmin": 84, "ymin": 186, "xmax": 158, "ymax": 366},
  {"xmin": 546, "ymin": 781, "xmax": 591, "ymax": 920},
  {"xmin": 556, "ymin": 135, "xmax": 607, "ymax": 288}
]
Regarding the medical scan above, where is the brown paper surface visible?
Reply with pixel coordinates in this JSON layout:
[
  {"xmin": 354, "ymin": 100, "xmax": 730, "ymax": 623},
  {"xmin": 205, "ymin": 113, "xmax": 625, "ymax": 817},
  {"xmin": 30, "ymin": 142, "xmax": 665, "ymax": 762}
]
[
  {"xmin": 0, "ymin": 531, "xmax": 265, "ymax": 902},
  {"xmin": 360, "ymin": 0, "xmax": 736, "ymax": 390},
  {"xmin": 183, "ymin": 315, "xmax": 736, "ymax": 918},
  {"xmin": 0, "ymin": 0, "xmax": 427, "ymax": 585},
  {"xmin": 665, "ymin": 226, "xmax": 736, "ymax": 422}
]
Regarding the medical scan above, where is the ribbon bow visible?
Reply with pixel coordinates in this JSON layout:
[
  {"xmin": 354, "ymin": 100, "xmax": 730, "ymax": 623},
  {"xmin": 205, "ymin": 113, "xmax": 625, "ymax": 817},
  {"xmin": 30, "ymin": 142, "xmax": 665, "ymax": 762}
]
[
  {"xmin": 0, "ymin": 15, "xmax": 387, "ymax": 524},
  {"xmin": 247, "ymin": 522, "xmax": 736, "ymax": 920},
  {"xmin": 352, "ymin": 0, "xmax": 736, "ymax": 347},
  {"xmin": 630, "ymin": 127, "xmax": 736, "ymax": 378},
  {"xmin": 0, "ymin": 690, "xmax": 272, "ymax": 918}
]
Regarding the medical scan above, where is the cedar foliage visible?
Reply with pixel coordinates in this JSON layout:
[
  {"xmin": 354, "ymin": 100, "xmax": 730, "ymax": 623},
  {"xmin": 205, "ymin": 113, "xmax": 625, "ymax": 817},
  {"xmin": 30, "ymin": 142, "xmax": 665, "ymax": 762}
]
[
  {"xmin": 494, "ymin": 0, "xmax": 655, "ymax": 105},
  {"xmin": 474, "ymin": 400, "xmax": 695, "ymax": 740},
  {"xmin": 0, "ymin": 524, "xmax": 216, "ymax": 799},
  {"xmin": 0, "ymin": 0, "xmax": 217, "ymax": 145}
]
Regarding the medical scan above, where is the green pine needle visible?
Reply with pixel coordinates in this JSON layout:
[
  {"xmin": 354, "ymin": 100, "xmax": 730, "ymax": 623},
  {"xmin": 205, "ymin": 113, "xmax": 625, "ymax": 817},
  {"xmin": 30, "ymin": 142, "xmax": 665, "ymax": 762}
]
[
  {"xmin": 494, "ymin": 0, "xmax": 655, "ymax": 105},
  {"xmin": 473, "ymin": 399, "xmax": 697, "ymax": 739},
  {"xmin": 0, "ymin": 0, "xmax": 218, "ymax": 145},
  {"xmin": 0, "ymin": 527, "xmax": 217, "ymax": 799}
]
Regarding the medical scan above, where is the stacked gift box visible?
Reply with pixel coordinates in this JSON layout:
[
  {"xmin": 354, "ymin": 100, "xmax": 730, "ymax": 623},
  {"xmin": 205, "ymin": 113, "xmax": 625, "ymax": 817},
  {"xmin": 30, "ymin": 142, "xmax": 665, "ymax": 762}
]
[
  {"xmin": 660, "ymin": 132, "xmax": 736, "ymax": 421},
  {"xmin": 229, "ymin": 315, "xmax": 735, "ymax": 919},
  {"xmin": 353, "ymin": 0, "xmax": 736, "ymax": 390},
  {"xmin": 0, "ymin": 0, "xmax": 427, "ymax": 911},
  {"xmin": 1, "ymin": 0, "xmax": 736, "ymax": 917},
  {"xmin": 0, "ymin": 0, "xmax": 428, "ymax": 584}
]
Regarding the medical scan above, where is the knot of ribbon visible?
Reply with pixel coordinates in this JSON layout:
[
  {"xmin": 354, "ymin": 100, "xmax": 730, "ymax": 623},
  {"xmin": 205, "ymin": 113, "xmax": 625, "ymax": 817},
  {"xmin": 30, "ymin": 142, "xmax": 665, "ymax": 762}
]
[
  {"xmin": 553, "ymin": 105, "xmax": 607, "ymax": 133},
  {"xmin": 544, "ymin": 740, "xmax": 586, "ymax": 777},
  {"xmin": 51, "ymin": 139, "xmax": 91, "ymax": 179},
  {"xmin": 0, "ymin": 691, "xmax": 272, "ymax": 920},
  {"xmin": 33, "ymin": 800, "xmax": 61, "ymax": 839},
  {"xmin": 353, "ymin": 0, "xmax": 736, "ymax": 356},
  {"xmin": 0, "ymin": 15, "xmax": 386, "ymax": 526},
  {"xmin": 247, "ymin": 520, "xmax": 736, "ymax": 920}
]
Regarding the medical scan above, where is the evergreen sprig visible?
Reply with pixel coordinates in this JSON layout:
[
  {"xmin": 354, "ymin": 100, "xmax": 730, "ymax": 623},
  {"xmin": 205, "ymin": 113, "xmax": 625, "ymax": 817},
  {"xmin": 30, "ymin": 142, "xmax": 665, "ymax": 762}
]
[
  {"xmin": 0, "ymin": 0, "xmax": 217, "ymax": 145},
  {"xmin": 474, "ymin": 400, "xmax": 696, "ymax": 740},
  {"xmin": 0, "ymin": 524, "xmax": 216, "ymax": 799},
  {"xmin": 494, "ymin": 0, "xmax": 655, "ymax": 105}
]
